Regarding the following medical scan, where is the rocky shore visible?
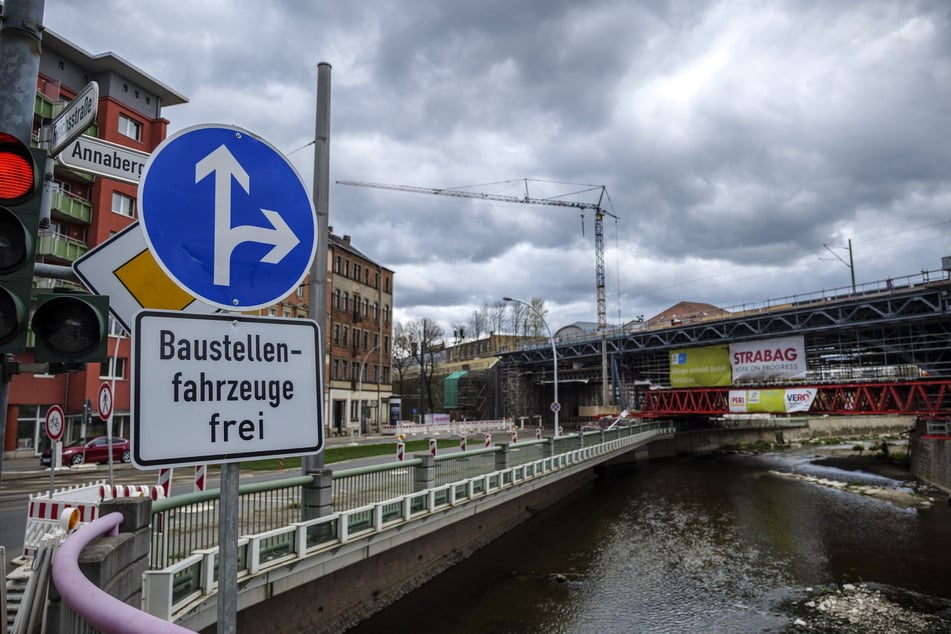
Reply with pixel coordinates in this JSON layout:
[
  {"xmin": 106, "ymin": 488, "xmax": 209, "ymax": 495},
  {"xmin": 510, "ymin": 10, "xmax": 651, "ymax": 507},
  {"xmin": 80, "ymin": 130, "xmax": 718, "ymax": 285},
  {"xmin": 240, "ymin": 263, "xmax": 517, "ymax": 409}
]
[{"xmin": 783, "ymin": 582, "xmax": 951, "ymax": 632}]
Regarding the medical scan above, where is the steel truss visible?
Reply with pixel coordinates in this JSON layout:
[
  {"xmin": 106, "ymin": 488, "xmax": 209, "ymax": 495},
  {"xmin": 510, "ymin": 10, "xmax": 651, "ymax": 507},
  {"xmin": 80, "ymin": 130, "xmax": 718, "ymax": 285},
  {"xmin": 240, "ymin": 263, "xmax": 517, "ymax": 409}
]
[{"xmin": 641, "ymin": 380, "xmax": 951, "ymax": 418}]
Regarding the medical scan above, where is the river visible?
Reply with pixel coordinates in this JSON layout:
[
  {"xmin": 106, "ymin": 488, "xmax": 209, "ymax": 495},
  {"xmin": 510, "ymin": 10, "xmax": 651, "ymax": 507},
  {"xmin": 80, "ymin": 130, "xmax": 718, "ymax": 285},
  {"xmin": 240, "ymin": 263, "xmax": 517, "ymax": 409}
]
[{"xmin": 352, "ymin": 448, "xmax": 951, "ymax": 633}]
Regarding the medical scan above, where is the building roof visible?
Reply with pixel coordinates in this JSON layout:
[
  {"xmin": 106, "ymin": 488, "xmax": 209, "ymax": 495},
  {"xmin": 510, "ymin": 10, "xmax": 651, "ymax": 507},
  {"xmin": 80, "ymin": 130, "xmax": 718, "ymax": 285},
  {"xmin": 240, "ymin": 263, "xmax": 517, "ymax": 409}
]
[
  {"xmin": 647, "ymin": 301, "xmax": 729, "ymax": 324},
  {"xmin": 328, "ymin": 232, "xmax": 393, "ymax": 272},
  {"xmin": 42, "ymin": 29, "xmax": 188, "ymax": 107}
]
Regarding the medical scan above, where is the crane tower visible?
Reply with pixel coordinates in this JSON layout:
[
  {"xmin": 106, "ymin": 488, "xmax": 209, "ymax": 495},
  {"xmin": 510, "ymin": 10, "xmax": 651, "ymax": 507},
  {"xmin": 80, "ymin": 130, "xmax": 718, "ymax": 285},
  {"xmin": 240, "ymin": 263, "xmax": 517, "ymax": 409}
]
[{"xmin": 337, "ymin": 179, "xmax": 617, "ymax": 330}]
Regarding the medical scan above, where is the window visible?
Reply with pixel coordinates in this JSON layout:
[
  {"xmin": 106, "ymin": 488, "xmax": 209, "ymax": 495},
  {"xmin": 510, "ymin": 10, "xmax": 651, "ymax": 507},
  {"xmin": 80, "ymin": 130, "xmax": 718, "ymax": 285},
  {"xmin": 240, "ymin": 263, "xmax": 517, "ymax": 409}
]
[
  {"xmin": 344, "ymin": 260, "xmax": 350, "ymax": 277},
  {"xmin": 373, "ymin": 302, "xmax": 379, "ymax": 320},
  {"xmin": 333, "ymin": 360, "xmax": 339, "ymax": 379},
  {"xmin": 375, "ymin": 272, "xmax": 380, "ymax": 288},
  {"xmin": 363, "ymin": 299, "xmax": 369, "ymax": 317},
  {"xmin": 333, "ymin": 324, "xmax": 340, "ymax": 344},
  {"xmin": 384, "ymin": 335, "xmax": 390, "ymax": 353},
  {"xmin": 296, "ymin": 285, "xmax": 304, "ymax": 298},
  {"xmin": 108, "ymin": 316, "xmax": 127, "ymax": 338},
  {"xmin": 353, "ymin": 263, "xmax": 360, "ymax": 281},
  {"xmin": 363, "ymin": 331, "xmax": 368, "ymax": 350},
  {"xmin": 342, "ymin": 326, "xmax": 348, "ymax": 346},
  {"xmin": 341, "ymin": 361, "xmax": 348, "ymax": 379},
  {"xmin": 335, "ymin": 256, "xmax": 341, "ymax": 273},
  {"xmin": 333, "ymin": 289, "xmax": 340, "ymax": 309},
  {"xmin": 111, "ymin": 191, "xmax": 136, "ymax": 218},
  {"xmin": 118, "ymin": 114, "xmax": 142, "ymax": 141},
  {"xmin": 100, "ymin": 357, "xmax": 127, "ymax": 380},
  {"xmin": 343, "ymin": 292, "xmax": 349, "ymax": 312},
  {"xmin": 383, "ymin": 305, "xmax": 390, "ymax": 324}
]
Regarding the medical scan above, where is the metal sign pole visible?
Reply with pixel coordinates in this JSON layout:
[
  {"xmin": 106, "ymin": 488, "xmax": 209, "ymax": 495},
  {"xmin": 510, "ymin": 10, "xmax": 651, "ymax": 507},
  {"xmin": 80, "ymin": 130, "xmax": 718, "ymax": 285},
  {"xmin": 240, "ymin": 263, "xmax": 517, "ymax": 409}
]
[{"xmin": 218, "ymin": 462, "xmax": 239, "ymax": 633}]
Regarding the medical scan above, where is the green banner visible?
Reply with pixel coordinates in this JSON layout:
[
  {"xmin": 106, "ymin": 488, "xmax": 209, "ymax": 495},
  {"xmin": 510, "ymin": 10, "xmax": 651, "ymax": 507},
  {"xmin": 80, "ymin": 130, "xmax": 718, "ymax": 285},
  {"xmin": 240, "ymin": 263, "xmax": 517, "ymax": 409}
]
[{"xmin": 669, "ymin": 345, "xmax": 731, "ymax": 387}]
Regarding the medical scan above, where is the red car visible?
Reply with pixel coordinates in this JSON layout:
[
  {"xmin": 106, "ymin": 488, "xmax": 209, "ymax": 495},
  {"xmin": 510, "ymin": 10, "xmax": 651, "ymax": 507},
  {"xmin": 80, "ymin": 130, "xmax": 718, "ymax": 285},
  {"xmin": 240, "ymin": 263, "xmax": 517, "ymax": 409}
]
[{"xmin": 40, "ymin": 436, "xmax": 131, "ymax": 467}]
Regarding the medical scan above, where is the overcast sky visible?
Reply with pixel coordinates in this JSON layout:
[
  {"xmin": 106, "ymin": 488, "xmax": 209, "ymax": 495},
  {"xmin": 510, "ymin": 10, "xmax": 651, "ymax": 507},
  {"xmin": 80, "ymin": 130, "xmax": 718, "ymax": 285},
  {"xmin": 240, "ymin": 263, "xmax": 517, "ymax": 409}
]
[{"xmin": 45, "ymin": 0, "xmax": 951, "ymax": 336}]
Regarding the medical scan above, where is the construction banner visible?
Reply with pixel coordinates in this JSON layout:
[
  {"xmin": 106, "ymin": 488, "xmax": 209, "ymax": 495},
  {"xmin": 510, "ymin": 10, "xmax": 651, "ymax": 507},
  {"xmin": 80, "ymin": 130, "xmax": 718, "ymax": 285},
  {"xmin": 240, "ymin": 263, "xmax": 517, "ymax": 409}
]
[
  {"xmin": 669, "ymin": 344, "xmax": 731, "ymax": 387},
  {"xmin": 729, "ymin": 388, "xmax": 817, "ymax": 413},
  {"xmin": 729, "ymin": 335, "xmax": 806, "ymax": 382}
]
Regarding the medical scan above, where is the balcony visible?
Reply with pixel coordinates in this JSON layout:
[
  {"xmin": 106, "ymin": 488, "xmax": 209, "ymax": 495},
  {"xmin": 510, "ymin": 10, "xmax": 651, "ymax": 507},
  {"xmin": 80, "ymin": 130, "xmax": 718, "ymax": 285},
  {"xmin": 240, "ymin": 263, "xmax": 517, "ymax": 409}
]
[
  {"xmin": 50, "ymin": 189, "xmax": 92, "ymax": 224},
  {"xmin": 34, "ymin": 92, "xmax": 100, "ymax": 138},
  {"xmin": 37, "ymin": 232, "xmax": 88, "ymax": 263}
]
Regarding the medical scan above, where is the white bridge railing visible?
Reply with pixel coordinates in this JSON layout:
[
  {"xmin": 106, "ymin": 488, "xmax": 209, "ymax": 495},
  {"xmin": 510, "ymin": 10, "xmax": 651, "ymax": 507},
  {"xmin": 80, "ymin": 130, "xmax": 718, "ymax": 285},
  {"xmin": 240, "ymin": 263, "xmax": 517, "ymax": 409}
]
[{"xmin": 142, "ymin": 425, "xmax": 674, "ymax": 624}]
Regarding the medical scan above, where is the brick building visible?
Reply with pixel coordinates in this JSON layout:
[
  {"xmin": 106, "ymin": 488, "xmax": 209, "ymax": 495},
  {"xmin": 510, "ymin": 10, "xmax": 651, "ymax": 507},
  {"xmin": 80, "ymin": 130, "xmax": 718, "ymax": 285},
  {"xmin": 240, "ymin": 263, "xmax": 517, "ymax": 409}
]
[
  {"xmin": 2, "ymin": 30, "xmax": 186, "ymax": 457},
  {"xmin": 324, "ymin": 230, "xmax": 394, "ymax": 434}
]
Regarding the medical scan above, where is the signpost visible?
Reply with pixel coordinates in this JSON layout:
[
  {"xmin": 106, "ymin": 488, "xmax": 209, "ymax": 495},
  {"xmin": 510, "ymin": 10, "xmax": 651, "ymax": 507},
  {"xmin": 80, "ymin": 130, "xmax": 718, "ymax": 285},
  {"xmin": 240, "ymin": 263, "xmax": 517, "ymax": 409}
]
[
  {"xmin": 134, "ymin": 124, "xmax": 319, "ymax": 632},
  {"xmin": 138, "ymin": 124, "xmax": 317, "ymax": 310},
  {"xmin": 97, "ymin": 383, "xmax": 113, "ymax": 422},
  {"xmin": 49, "ymin": 82, "xmax": 98, "ymax": 156},
  {"xmin": 132, "ymin": 311, "xmax": 323, "ymax": 467},
  {"xmin": 57, "ymin": 135, "xmax": 149, "ymax": 185},
  {"xmin": 45, "ymin": 405, "xmax": 65, "ymax": 494}
]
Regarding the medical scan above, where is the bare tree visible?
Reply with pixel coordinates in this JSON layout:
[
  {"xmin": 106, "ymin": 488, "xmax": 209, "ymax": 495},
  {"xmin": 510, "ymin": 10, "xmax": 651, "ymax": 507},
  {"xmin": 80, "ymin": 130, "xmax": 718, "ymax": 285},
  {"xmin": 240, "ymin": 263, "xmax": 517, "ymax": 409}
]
[
  {"xmin": 391, "ymin": 321, "xmax": 414, "ymax": 389},
  {"xmin": 489, "ymin": 300, "xmax": 507, "ymax": 335},
  {"xmin": 467, "ymin": 304, "xmax": 489, "ymax": 339},
  {"xmin": 404, "ymin": 317, "xmax": 444, "ymax": 416}
]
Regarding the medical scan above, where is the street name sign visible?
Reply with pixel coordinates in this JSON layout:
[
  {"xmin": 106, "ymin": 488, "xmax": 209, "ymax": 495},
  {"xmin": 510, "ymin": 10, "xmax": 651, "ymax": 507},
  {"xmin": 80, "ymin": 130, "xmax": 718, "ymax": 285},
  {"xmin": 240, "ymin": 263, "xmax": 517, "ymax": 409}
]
[
  {"xmin": 132, "ymin": 310, "xmax": 323, "ymax": 468},
  {"xmin": 73, "ymin": 222, "xmax": 221, "ymax": 333},
  {"xmin": 138, "ymin": 124, "xmax": 317, "ymax": 310},
  {"xmin": 57, "ymin": 135, "xmax": 150, "ymax": 185},
  {"xmin": 50, "ymin": 81, "xmax": 99, "ymax": 156}
]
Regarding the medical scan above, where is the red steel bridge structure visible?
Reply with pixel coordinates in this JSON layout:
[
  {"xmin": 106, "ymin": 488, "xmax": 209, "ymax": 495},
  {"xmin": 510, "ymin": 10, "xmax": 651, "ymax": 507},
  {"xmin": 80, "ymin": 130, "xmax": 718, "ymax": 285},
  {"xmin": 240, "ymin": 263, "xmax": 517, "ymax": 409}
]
[{"xmin": 499, "ymin": 268, "xmax": 951, "ymax": 423}]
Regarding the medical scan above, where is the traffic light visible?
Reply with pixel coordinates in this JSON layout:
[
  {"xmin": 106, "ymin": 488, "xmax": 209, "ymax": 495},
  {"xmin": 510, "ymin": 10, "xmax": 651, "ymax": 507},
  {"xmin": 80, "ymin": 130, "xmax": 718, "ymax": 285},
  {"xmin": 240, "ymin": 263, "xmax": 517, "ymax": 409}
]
[
  {"xmin": 31, "ymin": 290, "xmax": 109, "ymax": 363},
  {"xmin": 0, "ymin": 132, "xmax": 44, "ymax": 353}
]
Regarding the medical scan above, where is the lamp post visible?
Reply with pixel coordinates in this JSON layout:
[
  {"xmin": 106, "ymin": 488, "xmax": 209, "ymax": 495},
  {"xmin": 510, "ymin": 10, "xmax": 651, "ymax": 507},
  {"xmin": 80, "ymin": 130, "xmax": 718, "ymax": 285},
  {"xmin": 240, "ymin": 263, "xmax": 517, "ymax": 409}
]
[
  {"xmin": 503, "ymin": 297, "xmax": 559, "ymax": 437},
  {"xmin": 357, "ymin": 342, "xmax": 383, "ymax": 434}
]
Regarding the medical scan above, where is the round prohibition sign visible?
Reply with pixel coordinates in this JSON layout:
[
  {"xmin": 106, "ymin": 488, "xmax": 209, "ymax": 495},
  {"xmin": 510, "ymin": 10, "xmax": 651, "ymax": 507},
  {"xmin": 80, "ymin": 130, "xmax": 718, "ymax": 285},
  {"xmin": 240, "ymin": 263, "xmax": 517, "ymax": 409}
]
[
  {"xmin": 46, "ymin": 405, "xmax": 65, "ymax": 441},
  {"xmin": 550, "ymin": 401, "xmax": 561, "ymax": 413},
  {"xmin": 98, "ymin": 382, "xmax": 114, "ymax": 421}
]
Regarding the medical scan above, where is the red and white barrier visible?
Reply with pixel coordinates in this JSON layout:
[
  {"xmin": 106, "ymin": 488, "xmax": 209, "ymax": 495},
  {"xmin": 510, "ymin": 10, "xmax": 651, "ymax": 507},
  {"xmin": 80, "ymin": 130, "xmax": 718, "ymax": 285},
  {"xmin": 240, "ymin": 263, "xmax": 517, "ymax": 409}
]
[
  {"xmin": 459, "ymin": 436, "xmax": 467, "ymax": 452},
  {"xmin": 194, "ymin": 464, "xmax": 207, "ymax": 492},
  {"xmin": 157, "ymin": 468, "xmax": 173, "ymax": 498},
  {"xmin": 429, "ymin": 438, "xmax": 437, "ymax": 457},
  {"xmin": 484, "ymin": 433, "xmax": 492, "ymax": 448}
]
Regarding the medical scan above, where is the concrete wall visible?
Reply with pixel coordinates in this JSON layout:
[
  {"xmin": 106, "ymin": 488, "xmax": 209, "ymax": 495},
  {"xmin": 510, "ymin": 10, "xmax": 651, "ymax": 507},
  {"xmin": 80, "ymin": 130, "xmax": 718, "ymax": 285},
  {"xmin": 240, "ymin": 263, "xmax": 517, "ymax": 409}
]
[
  {"xmin": 47, "ymin": 497, "xmax": 152, "ymax": 632},
  {"xmin": 911, "ymin": 423, "xmax": 951, "ymax": 494}
]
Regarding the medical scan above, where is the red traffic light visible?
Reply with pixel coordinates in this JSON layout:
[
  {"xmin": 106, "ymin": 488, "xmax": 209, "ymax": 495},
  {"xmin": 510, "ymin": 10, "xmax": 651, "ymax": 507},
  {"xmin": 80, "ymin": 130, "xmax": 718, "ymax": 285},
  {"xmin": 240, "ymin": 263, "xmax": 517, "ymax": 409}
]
[{"xmin": 0, "ymin": 133, "xmax": 38, "ymax": 204}]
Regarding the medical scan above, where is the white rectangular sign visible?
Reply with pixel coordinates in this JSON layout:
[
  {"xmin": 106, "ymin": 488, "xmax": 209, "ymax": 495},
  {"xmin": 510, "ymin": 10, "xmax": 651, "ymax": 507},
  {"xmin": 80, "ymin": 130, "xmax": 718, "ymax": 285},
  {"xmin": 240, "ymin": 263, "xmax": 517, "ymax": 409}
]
[
  {"xmin": 50, "ymin": 81, "xmax": 99, "ymax": 156},
  {"xmin": 132, "ymin": 311, "xmax": 323, "ymax": 468},
  {"xmin": 729, "ymin": 335, "xmax": 806, "ymax": 382},
  {"xmin": 57, "ymin": 134, "xmax": 149, "ymax": 184}
]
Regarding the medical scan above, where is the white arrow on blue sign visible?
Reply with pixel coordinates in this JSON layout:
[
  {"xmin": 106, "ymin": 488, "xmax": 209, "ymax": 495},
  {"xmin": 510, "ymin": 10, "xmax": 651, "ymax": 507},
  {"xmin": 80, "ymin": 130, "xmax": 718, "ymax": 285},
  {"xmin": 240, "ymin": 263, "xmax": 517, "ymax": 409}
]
[{"xmin": 139, "ymin": 124, "xmax": 317, "ymax": 310}]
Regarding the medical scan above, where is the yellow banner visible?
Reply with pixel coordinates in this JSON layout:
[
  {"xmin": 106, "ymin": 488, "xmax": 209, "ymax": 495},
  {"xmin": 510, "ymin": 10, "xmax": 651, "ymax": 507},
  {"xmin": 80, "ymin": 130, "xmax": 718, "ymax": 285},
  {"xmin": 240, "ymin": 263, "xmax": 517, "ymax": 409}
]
[{"xmin": 670, "ymin": 345, "xmax": 731, "ymax": 387}]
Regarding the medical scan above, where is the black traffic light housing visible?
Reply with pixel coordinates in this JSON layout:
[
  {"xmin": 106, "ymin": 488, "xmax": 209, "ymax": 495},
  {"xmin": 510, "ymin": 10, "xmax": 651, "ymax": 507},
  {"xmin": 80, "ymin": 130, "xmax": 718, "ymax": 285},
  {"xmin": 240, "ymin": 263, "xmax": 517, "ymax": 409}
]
[
  {"xmin": 0, "ymin": 132, "xmax": 44, "ymax": 353},
  {"xmin": 31, "ymin": 290, "xmax": 109, "ymax": 363}
]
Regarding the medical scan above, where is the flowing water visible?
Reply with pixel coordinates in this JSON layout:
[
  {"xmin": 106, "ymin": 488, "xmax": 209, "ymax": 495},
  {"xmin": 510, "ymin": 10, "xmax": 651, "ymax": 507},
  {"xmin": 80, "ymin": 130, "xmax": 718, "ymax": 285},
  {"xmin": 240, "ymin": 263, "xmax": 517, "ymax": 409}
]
[{"xmin": 352, "ymin": 450, "xmax": 951, "ymax": 633}]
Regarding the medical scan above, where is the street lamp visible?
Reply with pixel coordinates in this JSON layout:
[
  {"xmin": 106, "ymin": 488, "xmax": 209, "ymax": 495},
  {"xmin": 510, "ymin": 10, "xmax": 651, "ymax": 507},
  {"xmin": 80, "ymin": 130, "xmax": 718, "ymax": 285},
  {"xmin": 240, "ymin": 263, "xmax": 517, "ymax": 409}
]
[
  {"xmin": 357, "ymin": 342, "xmax": 383, "ymax": 434},
  {"xmin": 503, "ymin": 297, "xmax": 559, "ymax": 437}
]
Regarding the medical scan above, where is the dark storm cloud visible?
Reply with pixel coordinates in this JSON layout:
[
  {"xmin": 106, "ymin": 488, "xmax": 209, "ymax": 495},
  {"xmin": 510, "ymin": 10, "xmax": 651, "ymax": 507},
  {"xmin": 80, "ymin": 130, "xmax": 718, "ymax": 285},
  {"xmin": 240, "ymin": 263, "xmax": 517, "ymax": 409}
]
[{"xmin": 45, "ymin": 0, "xmax": 951, "ymax": 332}]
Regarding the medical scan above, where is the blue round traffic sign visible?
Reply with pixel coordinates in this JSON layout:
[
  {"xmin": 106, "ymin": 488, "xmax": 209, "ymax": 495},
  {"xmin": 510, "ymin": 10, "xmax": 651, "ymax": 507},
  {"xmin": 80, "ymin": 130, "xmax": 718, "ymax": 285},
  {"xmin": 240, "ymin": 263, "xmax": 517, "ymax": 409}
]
[{"xmin": 139, "ymin": 124, "xmax": 317, "ymax": 310}]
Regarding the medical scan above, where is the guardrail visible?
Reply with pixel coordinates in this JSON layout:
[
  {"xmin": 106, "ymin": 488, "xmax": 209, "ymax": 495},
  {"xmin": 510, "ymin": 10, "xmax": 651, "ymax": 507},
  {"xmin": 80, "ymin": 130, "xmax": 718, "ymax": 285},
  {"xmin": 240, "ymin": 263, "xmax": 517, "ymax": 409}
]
[{"xmin": 143, "ymin": 424, "xmax": 674, "ymax": 622}]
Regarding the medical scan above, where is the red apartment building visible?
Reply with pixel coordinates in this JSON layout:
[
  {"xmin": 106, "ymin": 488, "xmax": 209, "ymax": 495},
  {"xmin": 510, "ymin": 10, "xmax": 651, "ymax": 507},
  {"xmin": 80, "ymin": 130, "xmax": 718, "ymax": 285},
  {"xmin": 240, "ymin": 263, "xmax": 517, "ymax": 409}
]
[{"xmin": 2, "ymin": 30, "xmax": 187, "ymax": 457}]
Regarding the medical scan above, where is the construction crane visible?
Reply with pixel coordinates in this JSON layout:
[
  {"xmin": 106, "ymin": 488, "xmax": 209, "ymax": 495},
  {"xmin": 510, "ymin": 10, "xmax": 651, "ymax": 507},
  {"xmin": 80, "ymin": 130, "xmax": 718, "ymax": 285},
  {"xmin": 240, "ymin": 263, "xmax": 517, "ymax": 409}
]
[{"xmin": 336, "ymin": 179, "xmax": 618, "ymax": 330}]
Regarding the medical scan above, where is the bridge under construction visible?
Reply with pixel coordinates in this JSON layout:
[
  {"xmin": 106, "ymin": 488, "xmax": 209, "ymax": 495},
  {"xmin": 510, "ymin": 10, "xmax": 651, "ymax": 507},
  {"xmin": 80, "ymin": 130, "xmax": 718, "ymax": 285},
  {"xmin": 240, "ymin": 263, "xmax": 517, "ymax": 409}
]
[{"xmin": 497, "ymin": 268, "xmax": 951, "ymax": 424}]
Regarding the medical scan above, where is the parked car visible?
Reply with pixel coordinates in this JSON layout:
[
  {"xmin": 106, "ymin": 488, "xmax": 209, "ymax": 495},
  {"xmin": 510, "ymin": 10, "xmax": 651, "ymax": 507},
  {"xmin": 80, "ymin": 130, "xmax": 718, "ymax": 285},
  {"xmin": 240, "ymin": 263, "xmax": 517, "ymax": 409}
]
[{"xmin": 40, "ymin": 436, "xmax": 131, "ymax": 467}]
